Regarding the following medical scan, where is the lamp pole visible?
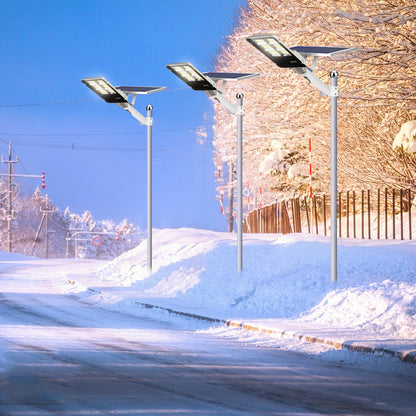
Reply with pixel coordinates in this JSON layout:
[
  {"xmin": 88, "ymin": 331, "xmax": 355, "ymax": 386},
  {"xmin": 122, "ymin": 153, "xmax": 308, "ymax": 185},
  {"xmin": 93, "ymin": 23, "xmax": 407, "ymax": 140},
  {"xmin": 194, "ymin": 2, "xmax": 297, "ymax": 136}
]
[
  {"xmin": 330, "ymin": 71, "xmax": 338, "ymax": 282},
  {"xmin": 166, "ymin": 63, "xmax": 258, "ymax": 272},
  {"xmin": 236, "ymin": 93, "xmax": 244, "ymax": 272},
  {"xmin": 81, "ymin": 77, "xmax": 166, "ymax": 274},
  {"xmin": 146, "ymin": 104, "xmax": 153, "ymax": 274},
  {"xmin": 245, "ymin": 34, "xmax": 355, "ymax": 282}
]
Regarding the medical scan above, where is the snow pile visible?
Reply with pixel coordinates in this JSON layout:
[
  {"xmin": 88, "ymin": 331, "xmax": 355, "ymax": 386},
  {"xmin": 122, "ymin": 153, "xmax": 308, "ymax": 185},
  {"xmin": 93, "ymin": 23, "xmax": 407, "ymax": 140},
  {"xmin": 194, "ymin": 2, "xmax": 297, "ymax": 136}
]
[
  {"xmin": 392, "ymin": 120, "xmax": 416, "ymax": 153},
  {"xmin": 98, "ymin": 228, "xmax": 416, "ymax": 339},
  {"xmin": 259, "ymin": 150, "xmax": 289, "ymax": 175},
  {"xmin": 287, "ymin": 164, "xmax": 307, "ymax": 180},
  {"xmin": 258, "ymin": 139, "xmax": 308, "ymax": 181},
  {"xmin": 0, "ymin": 252, "xmax": 32, "ymax": 261}
]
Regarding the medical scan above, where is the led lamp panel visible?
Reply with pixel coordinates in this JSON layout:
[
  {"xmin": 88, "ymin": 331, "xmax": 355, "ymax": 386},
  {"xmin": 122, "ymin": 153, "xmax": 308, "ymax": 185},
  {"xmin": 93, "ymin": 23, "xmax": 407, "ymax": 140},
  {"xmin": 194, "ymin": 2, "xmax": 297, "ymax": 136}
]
[
  {"xmin": 81, "ymin": 77, "xmax": 128, "ymax": 103},
  {"xmin": 203, "ymin": 72, "xmax": 259, "ymax": 81},
  {"xmin": 291, "ymin": 46, "xmax": 356, "ymax": 57},
  {"xmin": 166, "ymin": 63, "xmax": 216, "ymax": 91},
  {"xmin": 116, "ymin": 86, "xmax": 167, "ymax": 95},
  {"xmin": 246, "ymin": 34, "xmax": 306, "ymax": 68}
]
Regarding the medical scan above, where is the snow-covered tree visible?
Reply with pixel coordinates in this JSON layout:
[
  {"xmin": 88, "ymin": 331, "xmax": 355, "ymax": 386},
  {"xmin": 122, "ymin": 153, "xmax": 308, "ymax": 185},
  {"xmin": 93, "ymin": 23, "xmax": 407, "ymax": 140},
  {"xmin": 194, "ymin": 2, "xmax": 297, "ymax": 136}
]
[
  {"xmin": 0, "ymin": 185, "xmax": 143, "ymax": 259},
  {"xmin": 62, "ymin": 208, "xmax": 142, "ymax": 260},
  {"xmin": 212, "ymin": 0, "xmax": 416, "ymax": 215}
]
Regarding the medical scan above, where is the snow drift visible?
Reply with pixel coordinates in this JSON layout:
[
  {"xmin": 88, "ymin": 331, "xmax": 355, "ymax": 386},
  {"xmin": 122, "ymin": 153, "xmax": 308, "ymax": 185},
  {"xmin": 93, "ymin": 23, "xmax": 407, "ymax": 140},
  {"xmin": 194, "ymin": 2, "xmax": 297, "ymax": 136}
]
[{"xmin": 98, "ymin": 228, "xmax": 416, "ymax": 339}]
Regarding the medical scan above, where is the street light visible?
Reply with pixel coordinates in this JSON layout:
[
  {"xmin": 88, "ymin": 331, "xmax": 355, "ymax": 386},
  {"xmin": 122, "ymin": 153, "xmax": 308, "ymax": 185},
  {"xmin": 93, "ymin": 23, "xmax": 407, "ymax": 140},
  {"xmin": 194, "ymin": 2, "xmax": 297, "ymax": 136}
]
[
  {"xmin": 166, "ymin": 62, "xmax": 259, "ymax": 271},
  {"xmin": 246, "ymin": 34, "xmax": 356, "ymax": 282},
  {"xmin": 81, "ymin": 76, "xmax": 167, "ymax": 274}
]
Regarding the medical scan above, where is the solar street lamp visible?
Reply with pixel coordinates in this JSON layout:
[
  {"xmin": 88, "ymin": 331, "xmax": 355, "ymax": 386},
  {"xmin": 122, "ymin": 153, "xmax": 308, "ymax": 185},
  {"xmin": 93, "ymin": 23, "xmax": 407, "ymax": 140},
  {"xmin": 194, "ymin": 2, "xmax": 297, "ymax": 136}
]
[
  {"xmin": 246, "ymin": 34, "xmax": 356, "ymax": 282},
  {"xmin": 81, "ymin": 76, "xmax": 167, "ymax": 274},
  {"xmin": 167, "ymin": 63, "xmax": 259, "ymax": 272}
]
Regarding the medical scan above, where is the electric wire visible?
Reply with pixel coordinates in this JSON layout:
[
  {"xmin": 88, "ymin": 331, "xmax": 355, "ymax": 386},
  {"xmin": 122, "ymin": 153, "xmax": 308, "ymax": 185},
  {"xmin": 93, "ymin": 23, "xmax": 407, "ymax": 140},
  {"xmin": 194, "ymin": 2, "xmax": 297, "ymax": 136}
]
[{"xmin": 0, "ymin": 86, "xmax": 190, "ymax": 109}]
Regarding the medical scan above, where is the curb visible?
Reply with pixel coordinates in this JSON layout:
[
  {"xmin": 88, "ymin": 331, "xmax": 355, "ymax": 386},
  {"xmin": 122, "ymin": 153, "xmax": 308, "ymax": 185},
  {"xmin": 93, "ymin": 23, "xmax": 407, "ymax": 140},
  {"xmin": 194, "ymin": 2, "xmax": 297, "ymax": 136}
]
[{"xmin": 136, "ymin": 301, "xmax": 416, "ymax": 365}]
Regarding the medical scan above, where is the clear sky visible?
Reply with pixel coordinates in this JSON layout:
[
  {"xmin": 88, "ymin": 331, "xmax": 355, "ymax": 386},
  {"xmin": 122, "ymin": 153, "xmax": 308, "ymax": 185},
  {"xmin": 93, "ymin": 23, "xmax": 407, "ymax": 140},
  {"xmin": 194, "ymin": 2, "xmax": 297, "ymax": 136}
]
[{"xmin": 0, "ymin": 0, "xmax": 247, "ymax": 232}]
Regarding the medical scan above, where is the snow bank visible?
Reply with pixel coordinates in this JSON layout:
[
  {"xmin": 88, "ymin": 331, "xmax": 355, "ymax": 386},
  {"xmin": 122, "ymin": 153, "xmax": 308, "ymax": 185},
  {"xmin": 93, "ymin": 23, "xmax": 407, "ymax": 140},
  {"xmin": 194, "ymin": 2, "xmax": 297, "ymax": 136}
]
[
  {"xmin": 0, "ymin": 252, "xmax": 33, "ymax": 261},
  {"xmin": 98, "ymin": 228, "xmax": 416, "ymax": 339}
]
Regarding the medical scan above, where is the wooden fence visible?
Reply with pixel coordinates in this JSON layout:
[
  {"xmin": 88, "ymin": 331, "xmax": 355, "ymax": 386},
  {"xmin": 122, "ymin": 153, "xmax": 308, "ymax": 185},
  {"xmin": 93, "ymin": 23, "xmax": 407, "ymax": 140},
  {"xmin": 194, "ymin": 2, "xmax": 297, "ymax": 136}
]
[{"xmin": 243, "ymin": 188, "xmax": 414, "ymax": 240}]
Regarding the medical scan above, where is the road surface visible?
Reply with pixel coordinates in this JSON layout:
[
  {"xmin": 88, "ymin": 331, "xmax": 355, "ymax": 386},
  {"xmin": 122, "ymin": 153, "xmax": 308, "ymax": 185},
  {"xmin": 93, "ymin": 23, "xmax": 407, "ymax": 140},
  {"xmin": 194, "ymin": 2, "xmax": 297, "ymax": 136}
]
[{"xmin": 1, "ymin": 259, "xmax": 415, "ymax": 415}]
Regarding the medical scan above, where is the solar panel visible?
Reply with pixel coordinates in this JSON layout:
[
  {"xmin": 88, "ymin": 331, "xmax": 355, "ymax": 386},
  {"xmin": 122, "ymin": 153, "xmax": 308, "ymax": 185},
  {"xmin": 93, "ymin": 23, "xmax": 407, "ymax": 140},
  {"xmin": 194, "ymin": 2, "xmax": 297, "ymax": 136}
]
[
  {"xmin": 291, "ymin": 46, "xmax": 356, "ymax": 57},
  {"xmin": 203, "ymin": 72, "xmax": 260, "ymax": 81},
  {"xmin": 117, "ymin": 86, "xmax": 167, "ymax": 94}
]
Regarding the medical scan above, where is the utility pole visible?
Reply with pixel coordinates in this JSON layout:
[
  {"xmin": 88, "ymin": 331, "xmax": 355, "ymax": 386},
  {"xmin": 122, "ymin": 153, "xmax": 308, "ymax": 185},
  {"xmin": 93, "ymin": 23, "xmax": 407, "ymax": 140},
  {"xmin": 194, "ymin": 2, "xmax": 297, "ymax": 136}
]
[
  {"xmin": 37, "ymin": 195, "xmax": 55, "ymax": 258},
  {"xmin": 1, "ymin": 142, "xmax": 46, "ymax": 253},
  {"xmin": 1, "ymin": 143, "xmax": 18, "ymax": 252},
  {"xmin": 228, "ymin": 160, "xmax": 235, "ymax": 233},
  {"xmin": 75, "ymin": 218, "xmax": 79, "ymax": 259}
]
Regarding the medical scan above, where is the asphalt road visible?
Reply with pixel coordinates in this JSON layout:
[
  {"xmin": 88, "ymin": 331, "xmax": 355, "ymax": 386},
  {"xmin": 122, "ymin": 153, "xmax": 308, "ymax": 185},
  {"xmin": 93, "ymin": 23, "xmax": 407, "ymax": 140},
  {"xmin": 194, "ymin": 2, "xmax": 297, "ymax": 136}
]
[{"xmin": 1, "ymin": 259, "xmax": 416, "ymax": 415}]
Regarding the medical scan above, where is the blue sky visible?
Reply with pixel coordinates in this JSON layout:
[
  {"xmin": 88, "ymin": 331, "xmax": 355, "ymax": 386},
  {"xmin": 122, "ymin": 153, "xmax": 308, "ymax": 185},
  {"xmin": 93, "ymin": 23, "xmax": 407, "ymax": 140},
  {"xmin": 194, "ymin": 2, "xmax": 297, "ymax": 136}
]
[{"xmin": 0, "ymin": 0, "xmax": 247, "ymax": 231}]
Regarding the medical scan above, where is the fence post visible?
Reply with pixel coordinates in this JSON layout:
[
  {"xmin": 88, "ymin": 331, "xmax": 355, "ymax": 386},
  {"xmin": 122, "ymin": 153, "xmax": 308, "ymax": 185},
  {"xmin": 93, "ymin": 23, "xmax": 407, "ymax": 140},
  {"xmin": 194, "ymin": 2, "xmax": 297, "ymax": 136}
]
[
  {"xmin": 393, "ymin": 188, "xmax": 396, "ymax": 239},
  {"xmin": 368, "ymin": 189, "xmax": 371, "ymax": 240},
  {"xmin": 277, "ymin": 203, "xmax": 280, "ymax": 234},
  {"xmin": 293, "ymin": 198, "xmax": 300, "ymax": 233},
  {"xmin": 346, "ymin": 191, "xmax": 350, "ymax": 238},
  {"xmin": 361, "ymin": 189, "xmax": 365, "ymax": 239},
  {"xmin": 323, "ymin": 193, "xmax": 327, "ymax": 236},
  {"xmin": 377, "ymin": 188, "xmax": 380, "ymax": 240},
  {"xmin": 338, "ymin": 191, "xmax": 342, "ymax": 238},
  {"xmin": 400, "ymin": 188, "xmax": 404, "ymax": 240},
  {"xmin": 291, "ymin": 199, "xmax": 296, "ymax": 233},
  {"xmin": 385, "ymin": 188, "xmax": 388, "ymax": 239},
  {"xmin": 304, "ymin": 196, "xmax": 310, "ymax": 233},
  {"xmin": 409, "ymin": 189, "xmax": 412, "ymax": 240},
  {"xmin": 273, "ymin": 202, "xmax": 277, "ymax": 233},
  {"xmin": 353, "ymin": 190, "xmax": 356, "ymax": 238},
  {"xmin": 281, "ymin": 200, "xmax": 292, "ymax": 234},
  {"xmin": 313, "ymin": 195, "xmax": 319, "ymax": 234}
]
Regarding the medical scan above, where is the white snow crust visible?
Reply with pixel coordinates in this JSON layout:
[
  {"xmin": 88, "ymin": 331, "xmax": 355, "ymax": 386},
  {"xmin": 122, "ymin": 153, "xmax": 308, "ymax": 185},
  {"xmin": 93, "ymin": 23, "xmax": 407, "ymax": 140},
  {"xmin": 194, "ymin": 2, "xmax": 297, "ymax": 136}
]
[
  {"xmin": 1, "ymin": 228, "xmax": 416, "ymax": 370},
  {"xmin": 95, "ymin": 228, "xmax": 416, "ymax": 339}
]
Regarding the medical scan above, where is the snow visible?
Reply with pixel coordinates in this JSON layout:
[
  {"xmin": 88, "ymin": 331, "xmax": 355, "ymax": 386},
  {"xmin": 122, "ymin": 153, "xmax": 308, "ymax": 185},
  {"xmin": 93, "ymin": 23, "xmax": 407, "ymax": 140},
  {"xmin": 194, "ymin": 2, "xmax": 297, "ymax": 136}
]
[
  {"xmin": 392, "ymin": 120, "xmax": 416, "ymax": 153},
  {"xmin": 2, "ymin": 228, "xmax": 416, "ymax": 372},
  {"xmin": 287, "ymin": 164, "xmax": 306, "ymax": 179},
  {"xmin": 76, "ymin": 229, "xmax": 416, "ymax": 358}
]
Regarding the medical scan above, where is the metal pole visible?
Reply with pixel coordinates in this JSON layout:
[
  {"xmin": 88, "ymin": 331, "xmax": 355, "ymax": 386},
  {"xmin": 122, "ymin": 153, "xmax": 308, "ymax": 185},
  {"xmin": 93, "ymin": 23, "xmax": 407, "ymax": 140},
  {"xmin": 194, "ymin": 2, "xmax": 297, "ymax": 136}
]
[
  {"xmin": 236, "ymin": 93, "xmax": 244, "ymax": 272},
  {"xmin": 147, "ymin": 105, "xmax": 153, "ymax": 274},
  {"xmin": 330, "ymin": 71, "xmax": 338, "ymax": 282},
  {"xmin": 228, "ymin": 160, "xmax": 234, "ymax": 232},
  {"xmin": 42, "ymin": 195, "xmax": 55, "ymax": 259},
  {"xmin": 66, "ymin": 231, "xmax": 70, "ymax": 258},
  {"xmin": 7, "ymin": 143, "xmax": 12, "ymax": 253},
  {"xmin": 75, "ymin": 218, "xmax": 78, "ymax": 259}
]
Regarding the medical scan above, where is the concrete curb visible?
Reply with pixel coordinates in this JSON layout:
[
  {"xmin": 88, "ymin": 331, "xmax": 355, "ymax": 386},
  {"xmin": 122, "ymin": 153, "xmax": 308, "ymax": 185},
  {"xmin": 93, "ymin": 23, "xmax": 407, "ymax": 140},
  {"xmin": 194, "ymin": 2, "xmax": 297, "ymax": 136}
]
[{"xmin": 136, "ymin": 301, "xmax": 416, "ymax": 365}]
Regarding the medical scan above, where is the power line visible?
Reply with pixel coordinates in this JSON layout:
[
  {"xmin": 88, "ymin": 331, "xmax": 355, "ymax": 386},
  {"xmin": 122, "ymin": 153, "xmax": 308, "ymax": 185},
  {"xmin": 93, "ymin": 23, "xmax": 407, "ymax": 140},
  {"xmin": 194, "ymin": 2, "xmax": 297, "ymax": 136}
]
[
  {"xmin": 0, "ymin": 126, "xmax": 195, "ymax": 137},
  {"xmin": 0, "ymin": 139, "xmax": 182, "ymax": 153},
  {"xmin": 0, "ymin": 99, "xmax": 100, "ymax": 108},
  {"xmin": 0, "ymin": 87, "xmax": 190, "ymax": 109}
]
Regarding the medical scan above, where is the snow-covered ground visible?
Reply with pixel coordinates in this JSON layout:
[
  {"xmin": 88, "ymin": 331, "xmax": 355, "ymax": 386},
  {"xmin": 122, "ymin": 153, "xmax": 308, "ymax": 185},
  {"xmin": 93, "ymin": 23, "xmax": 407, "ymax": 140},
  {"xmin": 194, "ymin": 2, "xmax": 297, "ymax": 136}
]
[
  {"xmin": 66, "ymin": 228, "xmax": 416, "ymax": 361},
  {"xmin": 2, "ymin": 228, "xmax": 416, "ymax": 369}
]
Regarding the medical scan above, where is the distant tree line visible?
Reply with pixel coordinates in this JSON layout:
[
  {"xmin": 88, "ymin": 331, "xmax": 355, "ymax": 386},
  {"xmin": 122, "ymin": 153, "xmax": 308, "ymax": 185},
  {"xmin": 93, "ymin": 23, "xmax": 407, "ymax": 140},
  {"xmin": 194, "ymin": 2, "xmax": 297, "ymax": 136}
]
[{"xmin": 0, "ymin": 181, "xmax": 142, "ymax": 259}]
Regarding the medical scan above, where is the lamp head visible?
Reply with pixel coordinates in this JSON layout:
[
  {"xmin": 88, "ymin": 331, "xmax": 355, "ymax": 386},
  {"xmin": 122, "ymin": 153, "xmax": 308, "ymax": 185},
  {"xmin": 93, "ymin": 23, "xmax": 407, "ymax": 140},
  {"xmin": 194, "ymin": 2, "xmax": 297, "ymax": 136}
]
[
  {"xmin": 81, "ymin": 77, "xmax": 128, "ymax": 103},
  {"xmin": 166, "ymin": 63, "xmax": 216, "ymax": 91},
  {"xmin": 246, "ymin": 34, "xmax": 306, "ymax": 68}
]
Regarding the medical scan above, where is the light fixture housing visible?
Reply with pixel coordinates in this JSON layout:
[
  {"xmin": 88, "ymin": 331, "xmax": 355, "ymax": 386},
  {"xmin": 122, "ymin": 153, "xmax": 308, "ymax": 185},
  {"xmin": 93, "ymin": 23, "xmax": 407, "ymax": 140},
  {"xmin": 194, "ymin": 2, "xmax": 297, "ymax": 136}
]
[
  {"xmin": 166, "ymin": 63, "xmax": 217, "ymax": 91},
  {"xmin": 246, "ymin": 34, "xmax": 306, "ymax": 68},
  {"xmin": 81, "ymin": 77, "xmax": 129, "ymax": 103}
]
